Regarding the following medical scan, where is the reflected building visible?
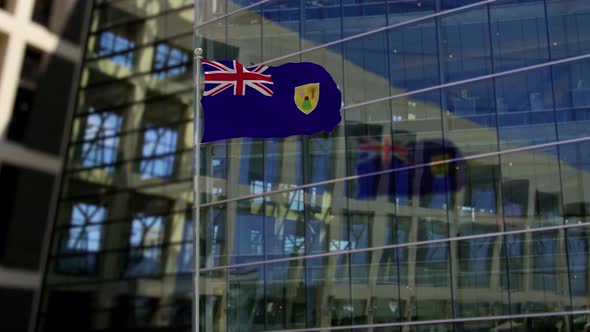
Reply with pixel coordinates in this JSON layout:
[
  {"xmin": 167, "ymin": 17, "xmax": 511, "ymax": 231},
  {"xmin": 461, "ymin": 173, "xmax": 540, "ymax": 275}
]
[{"xmin": 38, "ymin": 1, "xmax": 590, "ymax": 332}]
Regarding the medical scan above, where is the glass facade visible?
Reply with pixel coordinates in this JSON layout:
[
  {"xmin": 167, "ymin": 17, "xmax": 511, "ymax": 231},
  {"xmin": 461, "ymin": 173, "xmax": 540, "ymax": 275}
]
[{"xmin": 38, "ymin": 0, "xmax": 590, "ymax": 331}]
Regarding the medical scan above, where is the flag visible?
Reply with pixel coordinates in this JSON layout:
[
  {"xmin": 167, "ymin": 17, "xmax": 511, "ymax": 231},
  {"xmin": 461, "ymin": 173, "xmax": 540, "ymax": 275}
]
[
  {"xmin": 414, "ymin": 139, "xmax": 465, "ymax": 197},
  {"xmin": 355, "ymin": 137, "xmax": 465, "ymax": 200},
  {"xmin": 200, "ymin": 60, "xmax": 342, "ymax": 143}
]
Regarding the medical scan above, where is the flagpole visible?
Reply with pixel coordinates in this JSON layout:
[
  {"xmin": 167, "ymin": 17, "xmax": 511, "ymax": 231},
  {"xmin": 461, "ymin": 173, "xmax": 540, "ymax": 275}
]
[{"xmin": 193, "ymin": 47, "xmax": 203, "ymax": 332}]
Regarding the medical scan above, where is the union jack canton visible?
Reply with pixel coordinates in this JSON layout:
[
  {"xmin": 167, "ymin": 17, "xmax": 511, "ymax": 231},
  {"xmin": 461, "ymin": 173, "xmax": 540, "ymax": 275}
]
[{"xmin": 202, "ymin": 60, "xmax": 273, "ymax": 97}]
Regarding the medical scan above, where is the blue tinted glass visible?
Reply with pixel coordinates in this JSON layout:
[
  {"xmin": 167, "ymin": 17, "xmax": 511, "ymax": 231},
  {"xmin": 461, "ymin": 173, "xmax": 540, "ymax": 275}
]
[
  {"xmin": 125, "ymin": 214, "xmax": 164, "ymax": 277},
  {"xmin": 58, "ymin": 203, "xmax": 107, "ymax": 273},
  {"xmin": 66, "ymin": 203, "xmax": 106, "ymax": 251},
  {"xmin": 176, "ymin": 220, "xmax": 193, "ymax": 272},
  {"xmin": 139, "ymin": 126, "xmax": 178, "ymax": 178},
  {"xmin": 152, "ymin": 43, "xmax": 189, "ymax": 78},
  {"xmin": 495, "ymin": 68, "xmax": 556, "ymax": 148},
  {"xmin": 97, "ymin": 31, "xmax": 135, "ymax": 66},
  {"xmin": 490, "ymin": 0, "xmax": 549, "ymax": 72},
  {"xmin": 443, "ymin": 79, "xmax": 497, "ymax": 156},
  {"xmin": 303, "ymin": 0, "xmax": 342, "ymax": 44},
  {"xmin": 262, "ymin": 0, "xmax": 301, "ymax": 61},
  {"xmin": 568, "ymin": 228, "xmax": 590, "ymax": 309},
  {"xmin": 344, "ymin": 32, "xmax": 389, "ymax": 104},
  {"xmin": 441, "ymin": 0, "xmax": 486, "ymax": 10},
  {"xmin": 388, "ymin": 0, "xmax": 435, "ymax": 24},
  {"xmin": 547, "ymin": 0, "xmax": 590, "ymax": 60},
  {"xmin": 343, "ymin": 0, "xmax": 387, "ymax": 37},
  {"xmin": 440, "ymin": 6, "xmax": 492, "ymax": 82},
  {"xmin": 389, "ymin": 19, "xmax": 439, "ymax": 92},
  {"xmin": 80, "ymin": 112, "xmax": 122, "ymax": 171},
  {"xmin": 553, "ymin": 59, "xmax": 590, "ymax": 140},
  {"xmin": 232, "ymin": 212, "xmax": 264, "ymax": 261}
]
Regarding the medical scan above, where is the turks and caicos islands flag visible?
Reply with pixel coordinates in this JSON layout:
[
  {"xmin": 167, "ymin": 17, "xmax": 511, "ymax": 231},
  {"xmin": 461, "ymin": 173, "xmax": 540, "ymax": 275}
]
[
  {"xmin": 200, "ymin": 60, "xmax": 342, "ymax": 143},
  {"xmin": 355, "ymin": 137, "xmax": 466, "ymax": 200}
]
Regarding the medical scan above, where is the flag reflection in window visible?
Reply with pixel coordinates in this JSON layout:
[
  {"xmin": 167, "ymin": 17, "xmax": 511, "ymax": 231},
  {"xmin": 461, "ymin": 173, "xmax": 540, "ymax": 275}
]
[
  {"xmin": 139, "ymin": 125, "xmax": 177, "ymax": 179},
  {"xmin": 58, "ymin": 203, "xmax": 106, "ymax": 274},
  {"xmin": 80, "ymin": 111, "xmax": 122, "ymax": 171},
  {"xmin": 125, "ymin": 214, "xmax": 164, "ymax": 277}
]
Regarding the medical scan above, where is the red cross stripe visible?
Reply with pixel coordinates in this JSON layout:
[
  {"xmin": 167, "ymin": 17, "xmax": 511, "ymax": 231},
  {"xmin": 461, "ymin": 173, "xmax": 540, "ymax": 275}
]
[
  {"xmin": 202, "ymin": 60, "xmax": 273, "ymax": 97},
  {"xmin": 359, "ymin": 136, "xmax": 410, "ymax": 166}
]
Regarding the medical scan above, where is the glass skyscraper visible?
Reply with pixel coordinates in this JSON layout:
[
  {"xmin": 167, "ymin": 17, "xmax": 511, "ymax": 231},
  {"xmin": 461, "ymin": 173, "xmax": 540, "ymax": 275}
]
[{"xmin": 38, "ymin": 0, "xmax": 590, "ymax": 331}]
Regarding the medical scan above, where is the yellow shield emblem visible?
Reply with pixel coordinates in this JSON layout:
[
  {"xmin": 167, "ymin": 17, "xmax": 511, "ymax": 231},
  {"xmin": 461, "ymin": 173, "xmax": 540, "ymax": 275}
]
[
  {"xmin": 430, "ymin": 154, "xmax": 450, "ymax": 178},
  {"xmin": 294, "ymin": 83, "xmax": 320, "ymax": 114}
]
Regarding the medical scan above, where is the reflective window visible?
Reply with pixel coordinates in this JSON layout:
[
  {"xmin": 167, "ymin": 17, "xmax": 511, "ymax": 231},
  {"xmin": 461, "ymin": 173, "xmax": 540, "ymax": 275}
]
[
  {"xmin": 388, "ymin": 0, "xmax": 435, "ymax": 25},
  {"xmin": 58, "ymin": 203, "xmax": 106, "ymax": 273},
  {"xmin": 139, "ymin": 126, "xmax": 178, "ymax": 179},
  {"xmin": 303, "ymin": 0, "xmax": 342, "ymax": 45},
  {"xmin": 547, "ymin": 0, "xmax": 590, "ymax": 60},
  {"xmin": 152, "ymin": 43, "xmax": 190, "ymax": 79},
  {"xmin": 440, "ymin": 6, "xmax": 492, "ymax": 82},
  {"xmin": 125, "ymin": 214, "xmax": 164, "ymax": 277},
  {"xmin": 96, "ymin": 31, "xmax": 135, "ymax": 66},
  {"xmin": 554, "ymin": 59, "xmax": 590, "ymax": 140},
  {"xmin": 490, "ymin": 0, "xmax": 549, "ymax": 72},
  {"xmin": 495, "ymin": 68, "xmax": 556, "ymax": 148},
  {"xmin": 78, "ymin": 111, "xmax": 122, "ymax": 170},
  {"xmin": 568, "ymin": 228, "xmax": 590, "ymax": 310},
  {"xmin": 389, "ymin": 19, "xmax": 439, "ymax": 92},
  {"xmin": 41, "ymin": 0, "xmax": 590, "ymax": 331}
]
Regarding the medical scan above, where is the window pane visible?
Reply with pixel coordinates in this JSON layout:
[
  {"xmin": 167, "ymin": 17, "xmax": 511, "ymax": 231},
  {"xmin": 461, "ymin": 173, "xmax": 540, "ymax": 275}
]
[
  {"xmin": 125, "ymin": 214, "xmax": 164, "ymax": 277},
  {"xmin": 388, "ymin": 0, "xmax": 435, "ymax": 25},
  {"xmin": 440, "ymin": 6, "xmax": 492, "ymax": 82},
  {"xmin": 77, "ymin": 112, "xmax": 122, "ymax": 171},
  {"xmin": 139, "ymin": 126, "xmax": 178, "ymax": 179},
  {"xmin": 495, "ymin": 68, "xmax": 556, "ymax": 149},
  {"xmin": 547, "ymin": 0, "xmax": 590, "ymax": 60},
  {"xmin": 443, "ymin": 79, "xmax": 498, "ymax": 156},
  {"xmin": 262, "ymin": 0, "xmax": 301, "ymax": 61},
  {"xmin": 389, "ymin": 19, "xmax": 439, "ymax": 93},
  {"xmin": 501, "ymin": 147, "xmax": 563, "ymax": 230},
  {"xmin": 490, "ymin": 0, "xmax": 549, "ymax": 72},
  {"xmin": 454, "ymin": 235, "xmax": 510, "ymax": 319},
  {"xmin": 57, "ymin": 203, "xmax": 107, "ymax": 274},
  {"xmin": 553, "ymin": 59, "xmax": 590, "ymax": 140}
]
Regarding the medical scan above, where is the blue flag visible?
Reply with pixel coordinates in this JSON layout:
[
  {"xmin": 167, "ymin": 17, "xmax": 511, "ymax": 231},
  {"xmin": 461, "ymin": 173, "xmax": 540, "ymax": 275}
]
[
  {"xmin": 355, "ymin": 137, "xmax": 466, "ymax": 200},
  {"xmin": 200, "ymin": 60, "xmax": 342, "ymax": 143}
]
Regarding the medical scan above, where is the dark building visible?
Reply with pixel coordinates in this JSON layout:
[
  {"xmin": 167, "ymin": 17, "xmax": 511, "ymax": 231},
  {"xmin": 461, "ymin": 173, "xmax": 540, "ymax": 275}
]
[
  {"xmin": 0, "ymin": 0, "xmax": 92, "ymax": 331},
  {"xmin": 37, "ymin": 0, "xmax": 590, "ymax": 332}
]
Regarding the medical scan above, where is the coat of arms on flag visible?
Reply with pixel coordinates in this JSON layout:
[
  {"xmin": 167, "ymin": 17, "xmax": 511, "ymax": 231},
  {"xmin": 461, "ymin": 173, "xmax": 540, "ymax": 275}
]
[
  {"xmin": 199, "ymin": 60, "xmax": 341, "ymax": 143},
  {"xmin": 294, "ymin": 83, "xmax": 320, "ymax": 114}
]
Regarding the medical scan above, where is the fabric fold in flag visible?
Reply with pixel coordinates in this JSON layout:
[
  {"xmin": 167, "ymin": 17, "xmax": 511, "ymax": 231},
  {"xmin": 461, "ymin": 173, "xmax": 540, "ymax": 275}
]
[{"xmin": 200, "ymin": 60, "xmax": 342, "ymax": 143}]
